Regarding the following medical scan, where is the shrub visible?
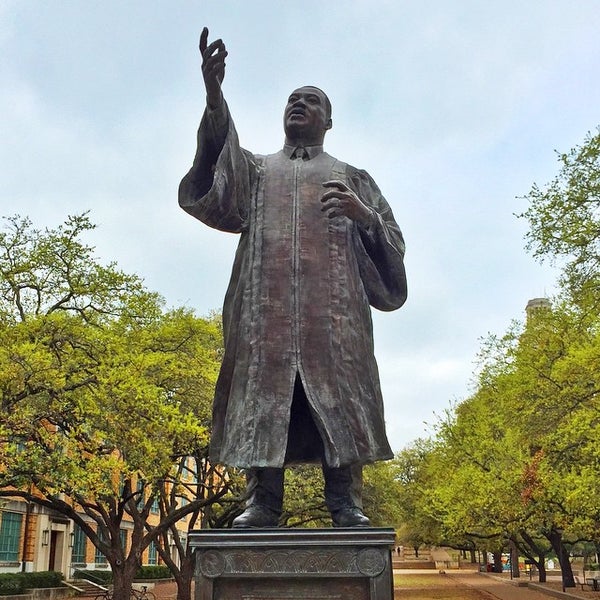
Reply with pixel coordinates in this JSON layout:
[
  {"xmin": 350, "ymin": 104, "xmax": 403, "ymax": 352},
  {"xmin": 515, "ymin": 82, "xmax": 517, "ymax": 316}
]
[
  {"xmin": 21, "ymin": 572, "xmax": 64, "ymax": 589},
  {"xmin": 0, "ymin": 572, "xmax": 63, "ymax": 595},
  {"xmin": 72, "ymin": 570, "xmax": 113, "ymax": 584},
  {"xmin": 135, "ymin": 566, "xmax": 171, "ymax": 580},
  {"xmin": 0, "ymin": 575, "xmax": 25, "ymax": 596}
]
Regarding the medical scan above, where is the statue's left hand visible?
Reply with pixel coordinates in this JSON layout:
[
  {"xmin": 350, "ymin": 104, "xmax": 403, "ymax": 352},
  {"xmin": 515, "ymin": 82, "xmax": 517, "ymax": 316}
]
[
  {"xmin": 199, "ymin": 27, "xmax": 228, "ymax": 109},
  {"xmin": 321, "ymin": 180, "xmax": 374, "ymax": 225}
]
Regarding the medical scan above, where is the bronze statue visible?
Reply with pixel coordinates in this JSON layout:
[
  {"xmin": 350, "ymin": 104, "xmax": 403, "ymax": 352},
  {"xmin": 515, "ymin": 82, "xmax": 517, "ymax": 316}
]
[{"xmin": 179, "ymin": 28, "xmax": 407, "ymax": 528}]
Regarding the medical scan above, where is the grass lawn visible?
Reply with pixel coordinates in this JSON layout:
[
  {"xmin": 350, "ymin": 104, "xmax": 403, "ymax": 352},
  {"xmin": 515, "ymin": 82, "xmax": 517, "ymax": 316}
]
[{"xmin": 393, "ymin": 573, "xmax": 493, "ymax": 599}]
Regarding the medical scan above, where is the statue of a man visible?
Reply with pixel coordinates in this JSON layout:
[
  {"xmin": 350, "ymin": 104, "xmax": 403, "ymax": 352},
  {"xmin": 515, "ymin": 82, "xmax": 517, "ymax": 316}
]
[{"xmin": 179, "ymin": 28, "xmax": 407, "ymax": 528}]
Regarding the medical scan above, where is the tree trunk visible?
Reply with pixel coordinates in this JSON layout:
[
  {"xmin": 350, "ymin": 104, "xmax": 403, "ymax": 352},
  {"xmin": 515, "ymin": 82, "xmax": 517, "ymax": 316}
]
[
  {"xmin": 509, "ymin": 540, "xmax": 520, "ymax": 578},
  {"xmin": 174, "ymin": 554, "xmax": 195, "ymax": 600},
  {"xmin": 547, "ymin": 529, "xmax": 575, "ymax": 589},
  {"xmin": 469, "ymin": 549, "xmax": 476, "ymax": 564},
  {"xmin": 518, "ymin": 529, "xmax": 549, "ymax": 583},
  {"xmin": 110, "ymin": 558, "xmax": 139, "ymax": 600},
  {"xmin": 493, "ymin": 551, "xmax": 503, "ymax": 573},
  {"xmin": 537, "ymin": 556, "xmax": 547, "ymax": 583}
]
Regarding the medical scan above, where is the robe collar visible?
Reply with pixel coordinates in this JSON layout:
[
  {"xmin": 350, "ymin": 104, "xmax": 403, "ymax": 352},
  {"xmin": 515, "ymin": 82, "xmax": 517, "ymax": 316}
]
[{"xmin": 283, "ymin": 144, "xmax": 324, "ymax": 160}]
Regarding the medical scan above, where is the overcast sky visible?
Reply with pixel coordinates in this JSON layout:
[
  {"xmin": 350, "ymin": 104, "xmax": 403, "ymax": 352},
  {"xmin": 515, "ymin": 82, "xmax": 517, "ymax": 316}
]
[{"xmin": 2, "ymin": 1, "xmax": 599, "ymax": 452}]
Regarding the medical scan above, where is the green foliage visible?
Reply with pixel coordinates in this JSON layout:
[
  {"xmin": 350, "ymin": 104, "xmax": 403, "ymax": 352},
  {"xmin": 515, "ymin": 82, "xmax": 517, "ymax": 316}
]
[
  {"xmin": 278, "ymin": 460, "xmax": 407, "ymax": 528},
  {"xmin": 392, "ymin": 440, "xmax": 450, "ymax": 549},
  {"xmin": 0, "ymin": 214, "xmax": 224, "ymax": 600},
  {"xmin": 281, "ymin": 465, "xmax": 328, "ymax": 527},
  {"xmin": 363, "ymin": 460, "xmax": 404, "ymax": 528},
  {"xmin": 0, "ymin": 214, "xmax": 220, "ymax": 485},
  {"xmin": 19, "ymin": 572, "xmax": 64, "ymax": 589},
  {"xmin": 406, "ymin": 297, "xmax": 600, "ymax": 583},
  {"xmin": 0, "ymin": 213, "xmax": 160, "ymax": 325},
  {"xmin": 72, "ymin": 569, "xmax": 113, "ymax": 584},
  {"xmin": 0, "ymin": 575, "xmax": 25, "ymax": 596},
  {"xmin": 391, "ymin": 128, "xmax": 600, "ymax": 582},
  {"xmin": 516, "ymin": 126, "xmax": 600, "ymax": 575},
  {"xmin": 134, "ymin": 566, "xmax": 171, "ymax": 580},
  {"xmin": 0, "ymin": 572, "xmax": 64, "ymax": 595},
  {"xmin": 198, "ymin": 464, "xmax": 246, "ymax": 529},
  {"xmin": 520, "ymin": 127, "xmax": 600, "ymax": 303}
]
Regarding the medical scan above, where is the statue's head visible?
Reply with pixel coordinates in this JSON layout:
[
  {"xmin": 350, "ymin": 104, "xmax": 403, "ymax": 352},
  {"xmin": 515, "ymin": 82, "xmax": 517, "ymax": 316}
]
[{"xmin": 284, "ymin": 86, "xmax": 332, "ymax": 146}]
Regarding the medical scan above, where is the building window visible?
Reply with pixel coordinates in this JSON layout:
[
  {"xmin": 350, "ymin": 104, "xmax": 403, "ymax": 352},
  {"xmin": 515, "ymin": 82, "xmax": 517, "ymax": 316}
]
[
  {"xmin": 150, "ymin": 497, "xmax": 160, "ymax": 515},
  {"xmin": 183, "ymin": 457, "xmax": 198, "ymax": 483},
  {"xmin": 147, "ymin": 540, "xmax": 157, "ymax": 565},
  {"xmin": 0, "ymin": 511, "xmax": 23, "ymax": 562},
  {"xmin": 94, "ymin": 530, "xmax": 108, "ymax": 566},
  {"xmin": 120, "ymin": 529, "xmax": 128, "ymax": 552},
  {"xmin": 136, "ymin": 479, "xmax": 145, "ymax": 509},
  {"xmin": 71, "ymin": 524, "xmax": 87, "ymax": 564}
]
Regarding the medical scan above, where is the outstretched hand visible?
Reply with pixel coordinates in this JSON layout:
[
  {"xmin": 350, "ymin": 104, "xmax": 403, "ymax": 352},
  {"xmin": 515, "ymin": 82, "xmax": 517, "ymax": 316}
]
[
  {"xmin": 321, "ymin": 180, "xmax": 373, "ymax": 225},
  {"xmin": 199, "ymin": 27, "xmax": 228, "ymax": 109}
]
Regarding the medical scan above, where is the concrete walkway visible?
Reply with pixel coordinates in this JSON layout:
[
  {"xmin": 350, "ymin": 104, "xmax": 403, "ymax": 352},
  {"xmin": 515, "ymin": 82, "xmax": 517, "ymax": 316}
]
[{"xmin": 446, "ymin": 570, "xmax": 579, "ymax": 600}]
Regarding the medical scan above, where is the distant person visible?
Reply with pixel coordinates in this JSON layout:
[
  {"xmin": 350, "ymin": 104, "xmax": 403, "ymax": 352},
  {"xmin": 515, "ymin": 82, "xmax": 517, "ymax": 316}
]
[{"xmin": 179, "ymin": 28, "xmax": 407, "ymax": 528}]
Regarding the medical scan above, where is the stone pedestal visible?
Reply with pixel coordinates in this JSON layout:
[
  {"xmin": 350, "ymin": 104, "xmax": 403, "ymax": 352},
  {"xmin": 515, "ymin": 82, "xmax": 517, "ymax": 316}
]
[{"xmin": 190, "ymin": 528, "xmax": 395, "ymax": 600}]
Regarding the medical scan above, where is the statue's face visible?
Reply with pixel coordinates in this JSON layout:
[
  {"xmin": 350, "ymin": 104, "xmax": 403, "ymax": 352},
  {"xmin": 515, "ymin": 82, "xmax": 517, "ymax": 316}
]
[{"xmin": 284, "ymin": 86, "xmax": 332, "ymax": 145}]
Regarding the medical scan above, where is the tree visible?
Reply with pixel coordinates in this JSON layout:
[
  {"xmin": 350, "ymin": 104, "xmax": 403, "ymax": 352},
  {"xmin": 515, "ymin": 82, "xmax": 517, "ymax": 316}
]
[
  {"xmin": 423, "ymin": 390, "xmax": 526, "ymax": 569},
  {"xmin": 397, "ymin": 127, "xmax": 600, "ymax": 586},
  {"xmin": 386, "ymin": 441, "xmax": 443, "ymax": 551},
  {"xmin": 362, "ymin": 460, "xmax": 405, "ymax": 529},
  {"xmin": 518, "ymin": 127, "xmax": 600, "ymax": 586},
  {"xmin": 280, "ymin": 466, "xmax": 329, "ymax": 528},
  {"xmin": 520, "ymin": 127, "xmax": 600, "ymax": 305},
  {"xmin": 424, "ymin": 299, "xmax": 600, "ymax": 586},
  {"xmin": 150, "ymin": 452, "xmax": 246, "ymax": 600},
  {"xmin": 0, "ymin": 214, "xmax": 228, "ymax": 600}
]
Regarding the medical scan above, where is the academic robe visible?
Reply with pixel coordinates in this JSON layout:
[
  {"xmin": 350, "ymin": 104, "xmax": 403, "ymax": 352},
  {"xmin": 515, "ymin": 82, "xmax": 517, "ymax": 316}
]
[{"xmin": 179, "ymin": 101, "xmax": 407, "ymax": 469}]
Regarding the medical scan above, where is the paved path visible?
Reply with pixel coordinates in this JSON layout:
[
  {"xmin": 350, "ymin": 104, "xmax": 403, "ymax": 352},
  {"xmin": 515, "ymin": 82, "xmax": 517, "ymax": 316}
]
[
  {"xmin": 447, "ymin": 571, "xmax": 567, "ymax": 600},
  {"xmin": 149, "ymin": 581, "xmax": 179, "ymax": 599}
]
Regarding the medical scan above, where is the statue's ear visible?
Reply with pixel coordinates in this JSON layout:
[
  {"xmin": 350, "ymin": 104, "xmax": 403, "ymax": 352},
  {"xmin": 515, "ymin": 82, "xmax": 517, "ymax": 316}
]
[{"xmin": 325, "ymin": 118, "xmax": 332, "ymax": 131}]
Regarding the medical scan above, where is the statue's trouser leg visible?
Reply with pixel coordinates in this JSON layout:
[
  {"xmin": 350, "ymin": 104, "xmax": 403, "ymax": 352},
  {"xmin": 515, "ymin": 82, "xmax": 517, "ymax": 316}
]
[
  {"xmin": 323, "ymin": 463, "xmax": 370, "ymax": 527},
  {"xmin": 232, "ymin": 467, "xmax": 284, "ymax": 528},
  {"xmin": 322, "ymin": 463, "xmax": 363, "ymax": 511},
  {"xmin": 246, "ymin": 467, "xmax": 285, "ymax": 512}
]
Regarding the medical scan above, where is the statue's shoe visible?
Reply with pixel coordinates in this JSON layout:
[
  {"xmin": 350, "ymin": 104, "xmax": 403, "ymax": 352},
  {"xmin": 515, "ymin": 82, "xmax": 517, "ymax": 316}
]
[
  {"xmin": 232, "ymin": 504, "xmax": 280, "ymax": 528},
  {"xmin": 331, "ymin": 507, "xmax": 371, "ymax": 528}
]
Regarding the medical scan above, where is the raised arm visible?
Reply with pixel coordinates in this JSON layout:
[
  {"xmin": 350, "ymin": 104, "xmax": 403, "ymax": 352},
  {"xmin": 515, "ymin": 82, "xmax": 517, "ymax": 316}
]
[
  {"xmin": 199, "ymin": 27, "xmax": 227, "ymax": 110},
  {"xmin": 178, "ymin": 28, "xmax": 251, "ymax": 233}
]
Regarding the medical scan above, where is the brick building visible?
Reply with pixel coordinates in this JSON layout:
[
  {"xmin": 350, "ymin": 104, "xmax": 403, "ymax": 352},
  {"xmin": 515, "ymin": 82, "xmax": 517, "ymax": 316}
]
[{"xmin": 0, "ymin": 462, "xmax": 199, "ymax": 577}]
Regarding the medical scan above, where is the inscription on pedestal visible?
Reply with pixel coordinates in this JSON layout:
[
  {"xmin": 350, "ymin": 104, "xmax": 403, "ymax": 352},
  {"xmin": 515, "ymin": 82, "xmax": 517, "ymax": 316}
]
[
  {"xmin": 198, "ymin": 548, "xmax": 381, "ymax": 577},
  {"xmin": 242, "ymin": 596, "xmax": 340, "ymax": 600},
  {"xmin": 218, "ymin": 578, "xmax": 366, "ymax": 600},
  {"xmin": 242, "ymin": 596, "xmax": 339, "ymax": 600}
]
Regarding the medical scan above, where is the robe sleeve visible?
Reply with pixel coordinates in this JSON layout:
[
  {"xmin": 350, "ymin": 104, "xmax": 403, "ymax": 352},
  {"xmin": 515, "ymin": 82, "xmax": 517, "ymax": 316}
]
[
  {"xmin": 348, "ymin": 167, "xmax": 408, "ymax": 312},
  {"xmin": 178, "ymin": 100, "xmax": 254, "ymax": 233}
]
